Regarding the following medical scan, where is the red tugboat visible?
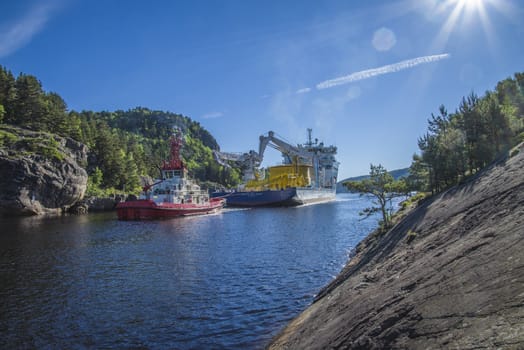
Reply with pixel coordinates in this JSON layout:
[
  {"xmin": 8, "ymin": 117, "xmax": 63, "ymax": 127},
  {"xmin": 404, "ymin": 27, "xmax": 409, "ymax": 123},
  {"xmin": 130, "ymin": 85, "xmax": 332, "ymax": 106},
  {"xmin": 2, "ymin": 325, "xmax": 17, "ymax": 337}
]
[{"xmin": 116, "ymin": 130, "xmax": 224, "ymax": 220}]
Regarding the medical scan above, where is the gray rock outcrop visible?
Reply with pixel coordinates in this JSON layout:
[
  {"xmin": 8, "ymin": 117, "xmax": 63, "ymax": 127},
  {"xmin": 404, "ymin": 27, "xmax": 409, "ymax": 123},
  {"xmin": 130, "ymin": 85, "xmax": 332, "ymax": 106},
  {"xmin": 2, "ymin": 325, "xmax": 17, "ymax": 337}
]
[
  {"xmin": 77, "ymin": 194, "xmax": 126, "ymax": 212},
  {"xmin": 0, "ymin": 126, "xmax": 88, "ymax": 216},
  {"xmin": 268, "ymin": 143, "xmax": 524, "ymax": 349}
]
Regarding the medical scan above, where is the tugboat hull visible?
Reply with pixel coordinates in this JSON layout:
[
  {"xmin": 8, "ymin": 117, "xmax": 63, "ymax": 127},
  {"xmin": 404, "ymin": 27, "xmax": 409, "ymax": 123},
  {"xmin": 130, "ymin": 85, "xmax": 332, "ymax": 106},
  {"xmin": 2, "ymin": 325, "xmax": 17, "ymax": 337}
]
[{"xmin": 117, "ymin": 198, "xmax": 224, "ymax": 220}]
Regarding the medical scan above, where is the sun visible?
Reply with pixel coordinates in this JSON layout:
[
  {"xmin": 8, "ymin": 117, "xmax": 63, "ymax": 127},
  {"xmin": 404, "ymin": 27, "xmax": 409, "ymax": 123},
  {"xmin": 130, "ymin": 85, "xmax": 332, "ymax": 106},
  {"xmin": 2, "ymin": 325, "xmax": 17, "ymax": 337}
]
[
  {"xmin": 452, "ymin": 0, "xmax": 491, "ymax": 28},
  {"xmin": 442, "ymin": 0, "xmax": 490, "ymax": 26},
  {"xmin": 459, "ymin": 0, "xmax": 485, "ymax": 10},
  {"xmin": 454, "ymin": 0, "xmax": 490, "ymax": 18},
  {"xmin": 431, "ymin": 0, "xmax": 501, "ymax": 51}
]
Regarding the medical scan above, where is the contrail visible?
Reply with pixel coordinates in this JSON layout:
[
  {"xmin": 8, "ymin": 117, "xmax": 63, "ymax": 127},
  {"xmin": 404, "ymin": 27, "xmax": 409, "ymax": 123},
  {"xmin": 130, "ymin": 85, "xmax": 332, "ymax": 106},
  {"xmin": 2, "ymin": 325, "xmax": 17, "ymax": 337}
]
[{"xmin": 316, "ymin": 53, "xmax": 450, "ymax": 90}]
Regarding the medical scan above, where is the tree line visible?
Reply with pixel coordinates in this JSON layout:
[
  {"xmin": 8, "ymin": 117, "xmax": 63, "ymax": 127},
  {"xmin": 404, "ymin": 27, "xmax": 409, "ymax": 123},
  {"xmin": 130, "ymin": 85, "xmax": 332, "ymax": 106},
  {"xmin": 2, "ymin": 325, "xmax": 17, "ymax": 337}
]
[
  {"xmin": 409, "ymin": 73, "xmax": 524, "ymax": 194},
  {"xmin": 0, "ymin": 65, "xmax": 241, "ymax": 195},
  {"xmin": 345, "ymin": 72, "xmax": 524, "ymax": 230}
]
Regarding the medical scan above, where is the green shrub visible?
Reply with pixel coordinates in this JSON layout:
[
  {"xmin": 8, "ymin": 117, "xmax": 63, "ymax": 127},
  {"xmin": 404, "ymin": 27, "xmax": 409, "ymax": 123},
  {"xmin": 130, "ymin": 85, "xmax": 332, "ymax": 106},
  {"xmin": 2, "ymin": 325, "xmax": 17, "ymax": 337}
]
[
  {"xmin": 406, "ymin": 229, "xmax": 417, "ymax": 243},
  {"xmin": 400, "ymin": 192, "xmax": 428, "ymax": 209},
  {"xmin": 510, "ymin": 147, "xmax": 520, "ymax": 158},
  {"xmin": 13, "ymin": 135, "xmax": 65, "ymax": 161},
  {"xmin": 0, "ymin": 128, "xmax": 18, "ymax": 147}
]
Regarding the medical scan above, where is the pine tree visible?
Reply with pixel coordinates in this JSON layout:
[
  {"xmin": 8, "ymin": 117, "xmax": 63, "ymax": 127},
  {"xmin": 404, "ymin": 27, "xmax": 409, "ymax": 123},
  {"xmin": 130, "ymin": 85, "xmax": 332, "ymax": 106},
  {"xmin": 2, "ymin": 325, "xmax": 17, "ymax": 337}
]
[
  {"xmin": 13, "ymin": 74, "xmax": 47, "ymax": 129},
  {"xmin": 44, "ymin": 92, "xmax": 69, "ymax": 135},
  {"xmin": 0, "ymin": 66, "xmax": 17, "ymax": 123},
  {"xmin": 345, "ymin": 164, "xmax": 407, "ymax": 230}
]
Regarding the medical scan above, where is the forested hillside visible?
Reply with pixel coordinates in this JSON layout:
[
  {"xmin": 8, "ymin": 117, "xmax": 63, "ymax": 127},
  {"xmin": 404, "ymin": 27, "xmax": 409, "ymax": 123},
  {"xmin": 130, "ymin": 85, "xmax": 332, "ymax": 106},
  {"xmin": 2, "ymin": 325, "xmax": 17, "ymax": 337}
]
[{"xmin": 0, "ymin": 65, "xmax": 241, "ymax": 195}]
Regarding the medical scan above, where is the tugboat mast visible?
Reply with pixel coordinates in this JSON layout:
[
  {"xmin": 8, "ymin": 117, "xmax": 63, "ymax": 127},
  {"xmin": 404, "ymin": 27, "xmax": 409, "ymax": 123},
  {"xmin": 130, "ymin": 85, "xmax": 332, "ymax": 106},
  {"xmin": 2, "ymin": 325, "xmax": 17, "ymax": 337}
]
[{"xmin": 162, "ymin": 129, "xmax": 184, "ymax": 171}]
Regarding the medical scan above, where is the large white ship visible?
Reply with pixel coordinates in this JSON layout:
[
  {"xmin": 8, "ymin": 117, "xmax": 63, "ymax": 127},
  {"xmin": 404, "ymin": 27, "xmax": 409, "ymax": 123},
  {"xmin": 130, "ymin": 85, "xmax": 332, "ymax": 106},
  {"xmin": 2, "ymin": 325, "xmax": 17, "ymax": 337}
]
[{"xmin": 213, "ymin": 129, "xmax": 339, "ymax": 206}]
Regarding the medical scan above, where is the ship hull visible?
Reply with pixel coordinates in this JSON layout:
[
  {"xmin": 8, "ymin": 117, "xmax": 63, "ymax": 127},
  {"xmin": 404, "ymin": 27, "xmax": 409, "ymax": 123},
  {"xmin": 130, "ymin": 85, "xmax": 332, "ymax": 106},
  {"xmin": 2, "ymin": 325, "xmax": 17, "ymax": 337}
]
[
  {"xmin": 214, "ymin": 187, "xmax": 336, "ymax": 207},
  {"xmin": 116, "ymin": 198, "xmax": 224, "ymax": 220},
  {"xmin": 216, "ymin": 188, "xmax": 296, "ymax": 207}
]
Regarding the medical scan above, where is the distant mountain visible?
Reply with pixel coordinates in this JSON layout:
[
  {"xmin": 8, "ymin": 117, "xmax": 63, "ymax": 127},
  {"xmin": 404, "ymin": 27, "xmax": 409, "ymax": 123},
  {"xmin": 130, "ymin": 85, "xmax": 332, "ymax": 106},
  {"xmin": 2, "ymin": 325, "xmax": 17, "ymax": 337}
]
[{"xmin": 336, "ymin": 167, "xmax": 409, "ymax": 193}]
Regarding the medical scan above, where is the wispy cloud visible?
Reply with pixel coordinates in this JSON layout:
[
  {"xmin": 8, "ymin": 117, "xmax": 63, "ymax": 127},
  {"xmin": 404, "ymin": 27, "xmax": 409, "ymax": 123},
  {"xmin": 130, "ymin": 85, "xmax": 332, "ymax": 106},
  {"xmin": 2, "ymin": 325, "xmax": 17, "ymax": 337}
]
[
  {"xmin": 296, "ymin": 87, "xmax": 311, "ymax": 94},
  {"xmin": 316, "ymin": 53, "xmax": 450, "ymax": 90},
  {"xmin": 0, "ymin": 4, "xmax": 56, "ymax": 58},
  {"xmin": 201, "ymin": 112, "xmax": 224, "ymax": 119}
]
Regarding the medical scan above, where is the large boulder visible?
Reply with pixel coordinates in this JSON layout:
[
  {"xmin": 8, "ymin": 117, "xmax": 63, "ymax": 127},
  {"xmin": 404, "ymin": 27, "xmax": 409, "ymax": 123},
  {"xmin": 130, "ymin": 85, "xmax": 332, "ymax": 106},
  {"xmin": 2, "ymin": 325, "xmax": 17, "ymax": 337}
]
[{"xmin": 0, "ymin": 126, "xmax": 88, "ymax": 216}]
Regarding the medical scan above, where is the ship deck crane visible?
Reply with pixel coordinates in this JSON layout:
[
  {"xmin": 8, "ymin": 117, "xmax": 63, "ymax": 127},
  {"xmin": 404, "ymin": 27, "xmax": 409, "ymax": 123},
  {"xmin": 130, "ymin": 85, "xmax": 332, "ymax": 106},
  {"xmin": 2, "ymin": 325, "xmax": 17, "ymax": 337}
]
[
  {"xmin": 258, "ymin": 129, "xmax": 328, "ymax": 165},
  {"xmin": 213, "ymin": 150, "xmax": 262, "ymax": 182},
  {"xmin": 257, "ymin": 129, "xmax": 338, "ymax": 189},
  {"xmin": 213, "ymin": 129, "xmax": 338, "ymax": 189}
]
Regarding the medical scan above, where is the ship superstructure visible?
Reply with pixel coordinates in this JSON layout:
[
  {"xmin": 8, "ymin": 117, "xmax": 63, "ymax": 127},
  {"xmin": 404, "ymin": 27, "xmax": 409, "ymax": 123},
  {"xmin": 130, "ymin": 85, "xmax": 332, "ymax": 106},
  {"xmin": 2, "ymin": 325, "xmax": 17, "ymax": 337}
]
[{"xmin": 213, "ymin": 129, "xmax": 339, "ymax": 206}]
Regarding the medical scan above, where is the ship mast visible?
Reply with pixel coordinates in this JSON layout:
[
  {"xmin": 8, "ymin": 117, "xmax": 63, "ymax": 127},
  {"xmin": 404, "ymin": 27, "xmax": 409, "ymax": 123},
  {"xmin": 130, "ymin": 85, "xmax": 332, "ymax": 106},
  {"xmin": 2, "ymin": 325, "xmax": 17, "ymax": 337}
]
[
  {"xmin": 307, "ymin": 128, "xmax": 313, "ymax": 147},
  {"xmin": 162, "ymin": 129, "xmax": 184, "ymax": 171}
]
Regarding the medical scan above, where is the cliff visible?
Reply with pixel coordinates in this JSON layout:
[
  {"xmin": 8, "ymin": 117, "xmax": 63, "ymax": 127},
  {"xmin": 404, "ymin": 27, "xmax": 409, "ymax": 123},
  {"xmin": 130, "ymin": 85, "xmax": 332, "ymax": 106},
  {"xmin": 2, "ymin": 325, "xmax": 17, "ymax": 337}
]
[
  {"xmin": 0, "ymin": 126, "xmax": 88, "ymax": 216},
  {"xmin": 268, "ymin": 143, "xmax": 524, "ymax": 349}
]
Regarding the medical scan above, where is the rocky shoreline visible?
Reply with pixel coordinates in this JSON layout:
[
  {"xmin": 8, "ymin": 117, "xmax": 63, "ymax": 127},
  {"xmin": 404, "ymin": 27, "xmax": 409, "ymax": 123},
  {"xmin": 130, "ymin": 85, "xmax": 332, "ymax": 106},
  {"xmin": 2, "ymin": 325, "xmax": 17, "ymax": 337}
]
[
  {"xmin": 0, "ymin": 125, "xmax": 137, "ymax": 217},
  {"xmin": 0, "ymin": 126, "xmax": 88, "ymax": 216},
  {"xmin": 268, "ymin": 143, "xmax": 524, "ymax": 349},
  {"xmin": 69, "ymin": 195, "xmax": 128, "ymax": 214}
]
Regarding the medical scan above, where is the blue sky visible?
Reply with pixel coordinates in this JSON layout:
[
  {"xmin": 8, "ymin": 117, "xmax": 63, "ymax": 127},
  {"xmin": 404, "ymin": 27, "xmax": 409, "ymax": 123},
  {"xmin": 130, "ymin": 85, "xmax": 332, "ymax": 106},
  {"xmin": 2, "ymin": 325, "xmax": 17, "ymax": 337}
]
[{"xmin": 1, "ymin": 0, "xmax": 523, "ymax": 179}]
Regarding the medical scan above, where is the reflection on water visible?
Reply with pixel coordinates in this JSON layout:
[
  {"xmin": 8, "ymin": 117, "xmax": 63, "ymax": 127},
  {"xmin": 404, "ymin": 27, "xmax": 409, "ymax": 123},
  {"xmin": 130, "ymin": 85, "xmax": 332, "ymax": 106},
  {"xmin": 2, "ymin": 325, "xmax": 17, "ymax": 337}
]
[{"xmin": 0, "ymin": 193, "xmax": 378, "ymax": 349}]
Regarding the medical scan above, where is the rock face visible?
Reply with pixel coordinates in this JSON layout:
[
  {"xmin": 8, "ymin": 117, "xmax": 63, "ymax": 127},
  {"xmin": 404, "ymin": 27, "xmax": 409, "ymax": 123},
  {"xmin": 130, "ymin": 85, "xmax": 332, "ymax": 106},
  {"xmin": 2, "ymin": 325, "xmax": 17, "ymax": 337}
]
[
  {"xmin": 0, "ymin": 127, "xmax": 88, "ymax": 216},
  {"xmin": 268, "ymin": 143, "xmax": 524, "ymax": 349},
  {"xmin": 78, "ymin": 195, "xmax": 126, "ymax": 212}
]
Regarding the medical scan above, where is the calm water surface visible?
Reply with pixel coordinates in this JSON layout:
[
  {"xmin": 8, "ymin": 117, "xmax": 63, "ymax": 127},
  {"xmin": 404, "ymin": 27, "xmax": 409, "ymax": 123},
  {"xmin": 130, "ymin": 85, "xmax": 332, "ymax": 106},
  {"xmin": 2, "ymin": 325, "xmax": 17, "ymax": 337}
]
[{"xmin": 0, "ymin": 193, "xmax": 379, "ymax": 349}]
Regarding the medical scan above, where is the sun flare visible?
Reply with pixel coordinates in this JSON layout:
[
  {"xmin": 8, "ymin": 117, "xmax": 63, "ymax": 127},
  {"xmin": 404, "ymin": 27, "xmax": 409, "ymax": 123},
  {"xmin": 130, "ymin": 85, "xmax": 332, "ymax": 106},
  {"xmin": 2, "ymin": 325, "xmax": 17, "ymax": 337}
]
[
  {"xmin": 430, "ymin": 0, "xmax": 506, "ymax": 52},
  {"xmin": 459, "ymin": 0, "xmax": 485, "ymax": 10},
  {"xmin": 454, "ymin": 0, "xmax": 489, "ymax": 17},
  {"xmin": 445, "ymin": 0, "xmax": 488, "ymax": 24}
]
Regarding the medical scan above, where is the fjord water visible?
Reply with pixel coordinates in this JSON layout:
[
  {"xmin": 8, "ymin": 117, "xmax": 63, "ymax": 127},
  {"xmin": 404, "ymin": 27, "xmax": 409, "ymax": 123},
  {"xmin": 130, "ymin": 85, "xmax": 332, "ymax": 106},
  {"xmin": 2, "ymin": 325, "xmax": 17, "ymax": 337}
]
[{"xmin": 0, "ymin": 193, "xmax": 379, "ymax": 349}]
